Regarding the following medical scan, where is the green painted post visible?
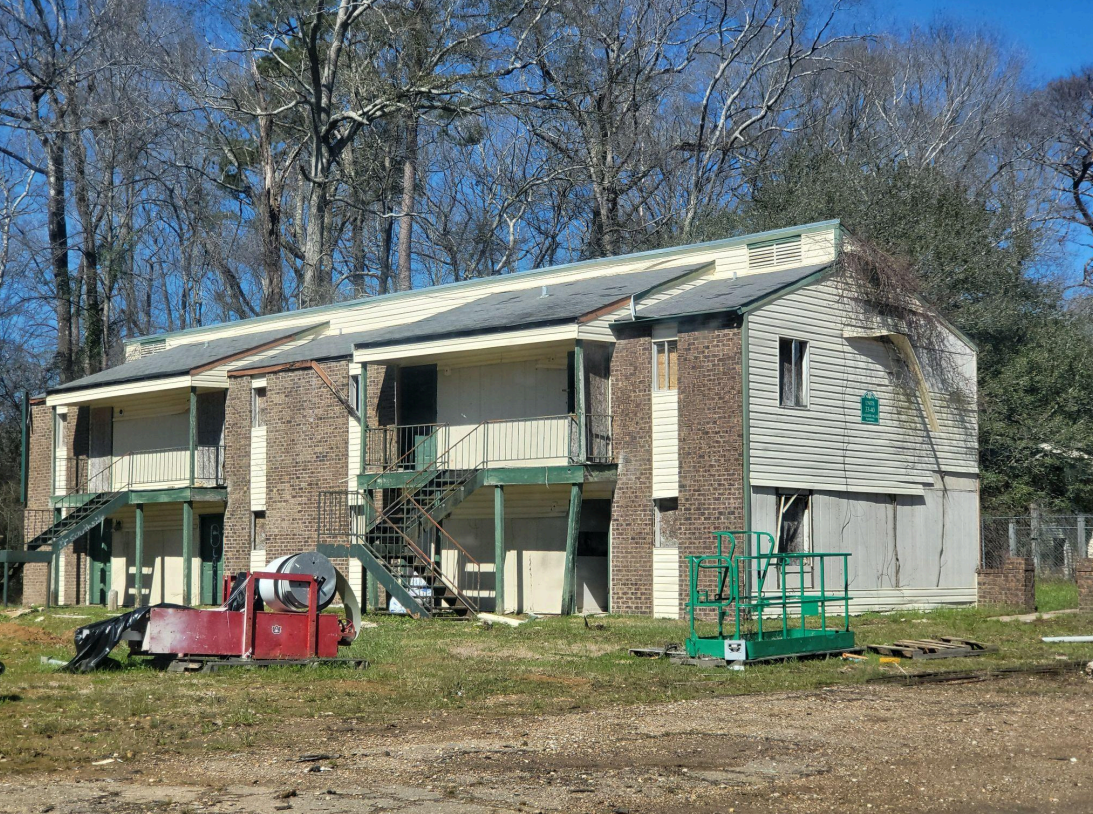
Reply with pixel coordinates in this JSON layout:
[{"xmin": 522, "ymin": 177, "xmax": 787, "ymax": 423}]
[
  {"xmin": 134, "ymin": 502, "xmax": 145, "ymax": 606},
  {"xmin": 189, "ymin": 387, "xmax": 197, "ymax": 486},
  {"xmin": 574, "ymin": 340, "xmax": 586, "ymax": 462},
  {"xmin": 52, "ymin": 507, "xmax": 61, "ymax": 606},
  {"xmin": 3, "ymin": 563, "xmax": 8, "ymax": 607},
  {"xmin": 561, "ymin": 482, "xmax": 583, "ymax": 615},
  {"xmin": 182, "ymin": 500, "xmax": 193, "ymax": 606},
  {"xmin": 494, "ymin": 485, "xmax": 505, "ymax": 613},
  {"xmin": 19, "ymin": 391, "xmax": 29, "ymax": 506}
]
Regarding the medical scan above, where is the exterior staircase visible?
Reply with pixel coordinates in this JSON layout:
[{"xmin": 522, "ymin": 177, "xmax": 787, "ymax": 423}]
[
  {"xmin": 26, "ymin": 491, "xmax": 129, "ymax": 556},
  {"xmin": 318, "ymin": 426, "xmax": 490, "ymax": 619}
]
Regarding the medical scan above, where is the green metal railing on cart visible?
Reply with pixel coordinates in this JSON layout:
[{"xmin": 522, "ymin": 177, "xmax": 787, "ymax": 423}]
[{"xmin": 685, "ymin": 530, "xmax": 855, "ymax": 662}]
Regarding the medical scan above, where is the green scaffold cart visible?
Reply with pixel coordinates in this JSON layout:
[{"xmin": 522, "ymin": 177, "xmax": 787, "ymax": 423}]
[{"xmin": 685, "ymin": 530, "xmax": 856, "ymax": 664}]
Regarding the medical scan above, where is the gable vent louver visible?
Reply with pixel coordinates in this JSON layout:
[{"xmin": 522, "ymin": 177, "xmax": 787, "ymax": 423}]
[
  {"xmin": 139, "ymin": 339, "xmax": 166, "ymax": 358},
  {"xmin": 747, "ymin": 234, "xmax": 803, "ymax": 270}
]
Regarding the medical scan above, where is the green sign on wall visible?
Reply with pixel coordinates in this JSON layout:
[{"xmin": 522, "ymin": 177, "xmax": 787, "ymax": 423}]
[{"xmin": 861, "ymin": 391, "xmax": 879, "ymax": 424}]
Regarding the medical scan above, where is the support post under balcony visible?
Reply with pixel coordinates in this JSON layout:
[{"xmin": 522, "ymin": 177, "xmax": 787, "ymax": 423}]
[
  {"xmin": 188, "ymin": 386, "xmax": 197, "ymax": 487},
  {"xmin": 182, "ymin": 500, "xmax": 193, "ymax": 606},
  {"xmin": 494, "ymin": 485, "xmax": 505, "ymax": 613},
  {"xmin": 561, "ymin": 482, "xmax": 583, "ymax": 615},
  {"xmin": 51, "ymin": 506, "xmax": 61, "ymax": 606},
  {"xmin": 134, "ymin": 502, "xmax": 145, "ymax": 606}
]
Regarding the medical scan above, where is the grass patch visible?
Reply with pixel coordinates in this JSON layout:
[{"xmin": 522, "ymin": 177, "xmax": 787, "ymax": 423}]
[
  {"xmin": 1037, "ymin": 578, "xmax": 1079, "ymax": 612},
  {"xmin": 0, "ymin": 604, "xmax": 1090, "ymax": 775}
]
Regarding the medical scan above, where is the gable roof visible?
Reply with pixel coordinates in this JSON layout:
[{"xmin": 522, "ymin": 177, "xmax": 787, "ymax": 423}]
[
  {"xmin": 351, "ymin": 263, "xmax": 709, "ymax": 349},
  {"xmin": 51, "ymin": 324, "xmax": 324, "ymax": 394},
  {"xmin": 624, "ymin": 264, "xmax": 830, "ymax": 322}
]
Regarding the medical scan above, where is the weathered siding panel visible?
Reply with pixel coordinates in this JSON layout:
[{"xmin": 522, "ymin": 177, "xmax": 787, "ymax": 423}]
[
  {"xmin": 747, "ymin": 279, "xmax": 977, "ymax": 495},
  {"xmin": 652, "ymin": 547, "xmax": 680, "ymax": 619}
]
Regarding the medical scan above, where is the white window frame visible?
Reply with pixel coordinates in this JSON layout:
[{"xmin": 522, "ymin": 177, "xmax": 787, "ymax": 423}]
[
  {"xmin": 652, "ymin": 339, "xmax": 678, "ymax": 392},
  {"xmin": 778, "ymin": 337, "xmax": 809, "ymax": 408},
  {"xmin": 251, "ymin": 387, "xmax": 266, "ymax": 429}
]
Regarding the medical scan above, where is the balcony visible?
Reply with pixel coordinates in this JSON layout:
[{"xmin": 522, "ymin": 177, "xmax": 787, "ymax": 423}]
[
  {"xmin": 363, "ymin": 414, "xmax": 614, "ymax": 473},
  {"xmin": 59, "ymin": 445, "xmax": 226, "ymax": 497}
]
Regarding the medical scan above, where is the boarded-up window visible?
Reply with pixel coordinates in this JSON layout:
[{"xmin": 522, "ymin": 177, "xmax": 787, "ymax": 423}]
[
  {"xmin": 778, "ymin": 338, "xmax": 808, "ymax": 407},
  {"xmin": 251, "ymin": 511, "xmax": 266, "ymax": 551},
  {"xmin": 653, "ymin": 340, "xmax": 678, "ymax": 391},
  {"xmin": 654, "ymin": 498, "xmax": 679, "ymax": 548},
  {"xmin": 776, "ymin": 492, "xmax": 810, "ymax": 554},
  {"xmin": 251, "ymin": 387, "xmax": 266, "ymax": 428}
]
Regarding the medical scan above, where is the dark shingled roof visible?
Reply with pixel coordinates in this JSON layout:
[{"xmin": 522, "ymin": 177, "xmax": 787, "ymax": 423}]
[
  {"xmin": 352, "ymin": 263, "xmax": 710, "ymax": 349},
  {"xmin": 625, "ymin": 264, "xmax": 829, "ymax": 321},
  {"xmin": 51, "ymin": 323, "xmax": 325, "ymax": 394},
  {"xmin": 236, "ymin": 330, "xmax": 375, "ymax": 369}
]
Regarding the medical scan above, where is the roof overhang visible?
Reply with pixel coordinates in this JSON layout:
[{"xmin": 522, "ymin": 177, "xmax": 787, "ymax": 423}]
[{"xmin": 353, "ymin": 324, "xmax": 582, "ymax": 365}]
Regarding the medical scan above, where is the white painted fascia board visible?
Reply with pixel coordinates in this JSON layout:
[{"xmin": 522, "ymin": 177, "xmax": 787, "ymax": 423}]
[
  {"xmin": 353, "ymin": 324, "xmax": 578, "ymax": 363},
  {"xmin": 45, "ymin": 375, "xmax": 193, "ymax": 407}
]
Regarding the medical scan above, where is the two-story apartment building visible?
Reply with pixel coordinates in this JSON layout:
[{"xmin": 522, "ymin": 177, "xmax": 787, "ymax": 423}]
[{"xmin": 17, "ymin": 221, "xmax": 980, "ymax": 617}]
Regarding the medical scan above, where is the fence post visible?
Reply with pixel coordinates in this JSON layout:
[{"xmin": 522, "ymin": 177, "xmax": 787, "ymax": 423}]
[
  {"xmin": 1080, "ymin": 515, "xmax": 1088, "ymax": 559},
  {"xmin": 1008, "ymin": 520, "xmax": 1017, "ymax": 557}
]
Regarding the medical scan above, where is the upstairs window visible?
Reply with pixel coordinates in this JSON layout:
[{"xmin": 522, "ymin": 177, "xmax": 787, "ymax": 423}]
[
  {"xmin": 779, "ymin": 338, "xmax": 808, "ymax": 408},
  {"xmin": 251, "ymin": 387, "xmax": 267, "ymax": 428},
  {"xmin": 653, "ymin": 340, "xmax": 678, "ymax": 392},
  {"xmin": 349, "ymin": 373, "xmax": 361, "ymax": 412}
]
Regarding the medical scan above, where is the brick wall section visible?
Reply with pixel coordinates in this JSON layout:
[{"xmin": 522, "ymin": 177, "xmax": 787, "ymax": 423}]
[
  {"xmin": 1077, "ymin": 558, "xmax": 1093, "ymax": 612},
  {"xmin": 609, "ymin": 328, "xmax": 655, "ymax": 614},
  {"xmin": 223, "ymin": 377, "xmax": 253, "ymax": 574},
  {"xmin": 367, "ymin": 364, "xmax": 396, "ymax": 427},
  {"xmin": 22, "ymin": 403, "xmax": 52, "ymax": 605},
  {"xmin": 976, "ymin": 556, "xmax": 1036, "ymax": 610},
  {"xmin": 677, "ymin": 317, "xmax": 746, "ymax": 611},
  {"xmin": 265, "ymin": 362, "xmax": 350, "ymax": 562}
]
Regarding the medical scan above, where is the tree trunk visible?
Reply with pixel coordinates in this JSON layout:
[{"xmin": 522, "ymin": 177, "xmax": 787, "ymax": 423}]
[
  {"xmin": 301, "ymin": 177, "xmax": 330, "ymax": 307},
  {"xmin": 72, "ymin": 137, "xmax": 103, "ymax": 374},
  {"xmin": 397, "ymin": 114, "xmax": 419, "ymax": 292},
  {"xmin": 45, "ymin": 133, "xmax": 74, "ymax": 382},
  {"xmin": 257, "ymin": 112, "xmax": 284, "ymax": 315}
]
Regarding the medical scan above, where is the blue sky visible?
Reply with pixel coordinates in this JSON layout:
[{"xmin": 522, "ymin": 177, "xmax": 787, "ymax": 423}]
[
  {"xmin": 868, "ymin": 0, "xmax": 1093, "ymax": 80},
  {"xmin": 857, "ymin": 1, "xmax": 1093, "ymax": 283}
]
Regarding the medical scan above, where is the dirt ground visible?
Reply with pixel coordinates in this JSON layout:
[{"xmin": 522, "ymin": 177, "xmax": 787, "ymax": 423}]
[{"xmin": 1, "ymin": 673, "xmax": 1090, "ymax": 814}]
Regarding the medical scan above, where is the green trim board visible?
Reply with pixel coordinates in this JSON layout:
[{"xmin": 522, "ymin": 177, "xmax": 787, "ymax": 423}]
[
  {"xmin": 53, "ymin": 487, "xmax": 227, "ymax": 508},
  {"xmin": 0, "ymin": 549, "xmax": 53, "ymax": 564},
  {"xmin": 360, "ymin": 463, "xmax": 617, "ymax": 491}
]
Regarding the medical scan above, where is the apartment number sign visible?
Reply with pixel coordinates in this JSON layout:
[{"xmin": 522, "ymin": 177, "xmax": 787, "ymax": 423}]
[{"xmin": 860, "ymin": 391, "xmax": 880, "ymax": 424}]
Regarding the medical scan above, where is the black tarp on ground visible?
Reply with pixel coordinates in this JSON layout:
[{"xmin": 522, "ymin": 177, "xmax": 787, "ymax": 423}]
[{"xmin": 63, "ymin": 573, "xmax": 256, "ymax": 672}]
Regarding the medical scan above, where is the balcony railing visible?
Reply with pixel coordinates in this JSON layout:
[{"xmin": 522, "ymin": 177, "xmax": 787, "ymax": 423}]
[
  {"xmin": 59, "ymin": 445, "xmax": 225, "ymax": 494},
  {"xmin": 363, "ymin": 414, "xmax": 614, "ymax": 472}
]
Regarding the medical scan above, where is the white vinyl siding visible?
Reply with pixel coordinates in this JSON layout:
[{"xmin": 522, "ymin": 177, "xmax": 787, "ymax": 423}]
[
  {"xmin": 652, "ymin": 547, "xmax": 680, "ymax": 619},
  {"xmin": 651, "ymin": 391, "xmax": 679, "ymax": 497},
  {"xmin": 748, "ymin": 278, "xmax": 977, "ymax": 495},
  {"xmin": 250, "ymin": 426, "xmax": 267, "ymax": 510}
]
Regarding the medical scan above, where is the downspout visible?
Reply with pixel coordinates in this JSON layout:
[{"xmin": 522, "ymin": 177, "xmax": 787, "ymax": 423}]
[{"xmin": 20, "ymin": 391, "xmax": 29, "ymax": 506}]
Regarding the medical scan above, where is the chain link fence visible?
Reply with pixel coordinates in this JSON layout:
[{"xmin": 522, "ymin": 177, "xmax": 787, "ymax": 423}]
[{"xmin": 981, "ymin": 514, "xmax": 1093, "ymax": 577}]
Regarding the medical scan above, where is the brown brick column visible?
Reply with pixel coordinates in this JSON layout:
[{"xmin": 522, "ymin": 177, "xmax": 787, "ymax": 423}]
[
  {"xmin": 976, "ymin": 556, "xmax": 1036, "ymax": 610},
  {"xmin": 223, "ymin": 377, "xmax": 253, "ymax": 574},
  {"xmin": 22, "ymin": 403, "xmax": 53, "ymax": 605},
  {"xmin": 609, "ymin": 328, "xmax": 655, "ymax": 614},
  {"xmin": 677, "ymin": 316, "xmax": 745, "ymax": 612},
  {"xmin": 1077, "ymin": 558, "xmax": 1093, "ymax": 612},
  {"xmin": 265, "ymin": 362, "xmax": 350, "ymax": 562}
]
